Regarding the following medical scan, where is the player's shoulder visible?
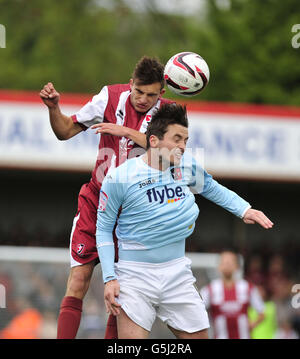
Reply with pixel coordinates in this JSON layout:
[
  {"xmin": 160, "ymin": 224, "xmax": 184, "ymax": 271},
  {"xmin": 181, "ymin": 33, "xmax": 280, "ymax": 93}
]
[
  {"xmin": 206, "ymin": 278, "xmax": 223, "ymax": 291},
  {"xmin": 236, "ymin": 278, "xmax": 254, "ymax": 292},
  {"xmin": 211, "ymin": 278, "xmax": 223, "ymax": 286},
  {"xmin": 237, "ymin": 278, "xmax": 251, "ymax": 285},
  {"xmin": 106, "ymin": 157, "xmax": 139, "ymax": 183},
  {"xmin": 106, "ymin": 83, "xmax": 131, "ymax": 95},
  {"xmin": 179, "ymin": 152, "xmax": 205, "ymax": 184}
]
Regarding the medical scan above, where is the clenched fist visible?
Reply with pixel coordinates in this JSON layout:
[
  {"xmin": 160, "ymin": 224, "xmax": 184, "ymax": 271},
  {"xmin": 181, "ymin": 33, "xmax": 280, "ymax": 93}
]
[{"xmin": 40, "ymin": 82, "xmax": 60, "ymax": 108}]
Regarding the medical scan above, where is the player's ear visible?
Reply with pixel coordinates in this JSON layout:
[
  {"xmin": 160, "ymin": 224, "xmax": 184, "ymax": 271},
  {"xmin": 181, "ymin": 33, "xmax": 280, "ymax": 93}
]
[
  {"xmin": 149, "ymin": 134, "xmax": 159, "ymax": 148},
  {"xmin": 160, "ymin": 88, "xmax": 166, "ymax": 96},
  {"xmin": 129, "ymin": 78, "xmax": 134, "ymax": 90}
]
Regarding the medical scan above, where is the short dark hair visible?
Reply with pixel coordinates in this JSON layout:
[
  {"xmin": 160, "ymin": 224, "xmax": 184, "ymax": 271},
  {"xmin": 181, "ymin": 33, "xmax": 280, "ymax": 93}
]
[
  {"xmin": 146, "ymin": 104, "xmax": 188, "ymax": 149},
  {"xmin": 132, "ymin": 56, "xmax": 165, "ymax": 89}
]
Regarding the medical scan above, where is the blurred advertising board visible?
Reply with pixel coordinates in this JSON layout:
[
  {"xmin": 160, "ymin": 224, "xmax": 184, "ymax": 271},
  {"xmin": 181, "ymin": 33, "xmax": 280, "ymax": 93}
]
[{"xmin": 1, "ymin": 90, "xmax": 300, "ymax": 181}]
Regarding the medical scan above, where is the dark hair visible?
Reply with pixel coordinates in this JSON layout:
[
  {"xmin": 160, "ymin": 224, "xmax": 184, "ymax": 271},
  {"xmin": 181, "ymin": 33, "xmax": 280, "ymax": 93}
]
[
  {"xmin": 146, "ymin": 104, "xmax": 188, "ymax": 149},
  {"xmin": 132, "ymin": 56, "xmax": 165, "ymax": 89}
]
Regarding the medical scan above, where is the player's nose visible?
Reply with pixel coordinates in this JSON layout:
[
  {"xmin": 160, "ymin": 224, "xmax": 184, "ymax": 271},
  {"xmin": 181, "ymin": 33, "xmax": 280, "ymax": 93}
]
[
  {"xmin": 178, "ymin": 141, "xmax": 186, "ymax": 152},
  {"xmin": 140, "ymin": 95, "xmax": 148, "ymax": 104}
]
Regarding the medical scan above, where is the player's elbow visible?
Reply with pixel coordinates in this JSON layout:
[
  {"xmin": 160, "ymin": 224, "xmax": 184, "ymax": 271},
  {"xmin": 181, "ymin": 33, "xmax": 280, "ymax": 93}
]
[
  {"xmin": 50, "ymin": 126, "xmax": 70, "ymax": 141},
  {"xmin": 54, "ymin": 128, "xmax": 75, "ymax": 141},
  {"xmin": 51, "ymin": 116, "xmax": 82, "ymax": 140},
  {"xmin": 55, "ymin": 133, "xmax": 69, "ymax": 141}
]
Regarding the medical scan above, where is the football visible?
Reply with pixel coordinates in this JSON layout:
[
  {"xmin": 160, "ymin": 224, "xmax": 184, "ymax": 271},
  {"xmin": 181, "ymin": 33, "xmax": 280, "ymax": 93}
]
[{"xmin": 164, "ymin": 52, "xmax": 210, "ymax": 97}]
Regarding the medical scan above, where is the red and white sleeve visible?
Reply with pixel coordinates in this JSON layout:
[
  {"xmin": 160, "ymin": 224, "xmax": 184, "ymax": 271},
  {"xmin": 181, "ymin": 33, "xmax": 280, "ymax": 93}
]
[{"xmin": 71, "ymin": 86, "xmax": 109, "ymax": 130}]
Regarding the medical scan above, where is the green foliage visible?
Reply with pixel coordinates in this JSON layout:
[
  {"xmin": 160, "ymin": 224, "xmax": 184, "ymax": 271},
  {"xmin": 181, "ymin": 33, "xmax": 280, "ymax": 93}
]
[
  {"xmin": 0, "ymin": 0, "xmax": 299, "ymax": 105},
  {"xmin": 195, "ymin": 0, "xmax": 300, "ymax": 105}
]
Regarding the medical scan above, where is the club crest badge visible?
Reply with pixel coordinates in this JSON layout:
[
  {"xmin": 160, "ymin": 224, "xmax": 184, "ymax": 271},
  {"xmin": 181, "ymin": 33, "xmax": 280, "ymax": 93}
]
[
  {"xmin": 77, "ymin": 243, "xmax": 85, "ymax": 256},
  {"xmin": 172, "ymin": 167, "xmax": 182, "ymax": 181}
]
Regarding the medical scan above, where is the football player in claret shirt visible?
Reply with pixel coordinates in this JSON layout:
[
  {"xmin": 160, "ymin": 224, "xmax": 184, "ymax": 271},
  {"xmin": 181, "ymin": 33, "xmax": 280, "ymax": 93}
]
[
  {"xmin": 201, "ymin": 250, "xmax": 266, "ymax": 339},
  {"xmin": 40, "ymin": 56, "xmax": 173, "ymax": 339}
]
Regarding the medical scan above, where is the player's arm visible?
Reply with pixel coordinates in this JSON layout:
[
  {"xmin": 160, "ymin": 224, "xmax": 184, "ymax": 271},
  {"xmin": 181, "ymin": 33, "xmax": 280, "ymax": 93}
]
[
  {"xmin": 201, "ymin": 176, "xmax": 273, "ymax": 229},
  {"xmin": 40, "ymin": 82, "xmax": 83, "ymax": 140},
  {"xmin": 249, "ymin": 286, "xmax": 265, "ymax": 330},
  {"xmin": 92, "ymin": 123, "xmax": 147, "ymax": 149},
  {"xmin": 188, "ymin": 157, "xmax": 273, "ymax": 229},
  {"xmin": 200, "ymin": 285, "xmax": 211, "ymax": 309},
  {"xmin": 41, "ymin": 83, "xmax": 110, "ymax": 140},
  {"xmin": 96, "ymin": 173, "xmax": 126, "ymax": 315},
  {"xmin": 249, "ymin": 312, "xmax": 265, "ymax": 331}
]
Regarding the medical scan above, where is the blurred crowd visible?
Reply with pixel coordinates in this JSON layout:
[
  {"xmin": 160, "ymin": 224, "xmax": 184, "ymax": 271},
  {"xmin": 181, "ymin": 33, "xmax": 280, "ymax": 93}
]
[
  {"xmin": 0, "ymin": 261, "xmax": 108, "ymax": 339},
  {"xmin": 244, "ymin": 252, "xmax": 300, "ymax": 339},
  {"xmin": 0, "ymin": 224, "xmax": 299, "ymax": 339}
]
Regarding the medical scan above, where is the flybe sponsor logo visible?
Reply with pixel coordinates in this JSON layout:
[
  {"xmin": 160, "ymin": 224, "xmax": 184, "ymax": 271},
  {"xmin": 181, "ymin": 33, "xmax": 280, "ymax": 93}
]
[{"xmin": 146, "ymin": 185, "xmax": 186, "ymax": 204}]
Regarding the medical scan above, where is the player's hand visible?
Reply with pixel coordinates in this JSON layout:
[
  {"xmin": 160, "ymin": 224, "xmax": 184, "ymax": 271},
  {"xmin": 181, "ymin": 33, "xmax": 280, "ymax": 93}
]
[
  {"xmin": 91, "ymin": 123, "xmax": 128, "ymax": 137},
  {"xmin": 104, "ymin": 279, "xmax": 121, "ymax": 316},
  {"xmin": 40, "ymin": 82, "xmax": 60, "ymax": 108},
  {"xmin": 243, "ymin": 208, "xmax": 274, "ymax": 229}
]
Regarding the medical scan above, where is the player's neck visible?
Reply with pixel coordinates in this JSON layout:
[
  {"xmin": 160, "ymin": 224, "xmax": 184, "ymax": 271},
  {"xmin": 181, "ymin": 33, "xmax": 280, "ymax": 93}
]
[
  {"xmin": 143, "ymin": 151, "xmax": 170, "ymax": 172},
  {"xmin": 223, "ymin": 277, "xmax": 235, "ymax": 288}
]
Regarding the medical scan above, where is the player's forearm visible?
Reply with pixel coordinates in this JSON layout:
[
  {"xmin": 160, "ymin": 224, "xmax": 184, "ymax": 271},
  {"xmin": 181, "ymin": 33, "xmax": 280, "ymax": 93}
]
[
  {"xmin": 48, "ymin": 106, "xmax": 78, "ymax": 140},
  {"xmin": 253, "ymin": 313, "xmax": 265, "ymax": 326},
  {"xmin": 124, "ymin": 127, "xmax": 147, "ymax": 149},
  {"xmin": 250, "ymin": 313, "xmax": 265, "ymax": 330},
  {"xmin": 96, "ymin": 231, "xmax": 116, "ymax": 283},
  {"xmin": 202, "ymin": 178, "xmax": 251, "ymax": 218}
]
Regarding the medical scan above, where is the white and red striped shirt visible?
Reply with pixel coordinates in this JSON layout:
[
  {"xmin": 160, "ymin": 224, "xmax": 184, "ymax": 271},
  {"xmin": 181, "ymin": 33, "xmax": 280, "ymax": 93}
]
[
  {"xmin": 71, "ymin": 83, "xmax": 173, "ymax": 192},
  {"xmin": 201, "ymin": 278, "xmax": 264, "ymax": 339}
]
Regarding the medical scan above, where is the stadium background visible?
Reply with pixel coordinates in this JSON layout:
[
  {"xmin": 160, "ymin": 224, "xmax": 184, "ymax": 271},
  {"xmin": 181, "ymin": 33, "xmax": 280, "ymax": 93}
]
[{"xmin": 0, "ymin": 0, "xmax": 300, "ymax": 339}]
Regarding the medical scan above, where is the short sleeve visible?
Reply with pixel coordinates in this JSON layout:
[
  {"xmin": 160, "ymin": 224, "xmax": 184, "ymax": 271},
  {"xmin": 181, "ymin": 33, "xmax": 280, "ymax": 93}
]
[{"xmin": 71, "ymin": 86, "xmax": 109, "ymax": 129}]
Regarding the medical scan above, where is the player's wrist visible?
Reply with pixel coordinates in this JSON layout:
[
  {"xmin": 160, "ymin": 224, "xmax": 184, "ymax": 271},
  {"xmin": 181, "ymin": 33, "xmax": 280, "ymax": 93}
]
[
  {"xmin": 104, "ymin": 277, "xmax": 117, "ymax": 284},
  {"xmin": 48, "ymin": 103, "xmax": 60, "ymax": 112},
  {"xmin": 122, "ymin": 126, "xmax": 131, "ymax": 138}
]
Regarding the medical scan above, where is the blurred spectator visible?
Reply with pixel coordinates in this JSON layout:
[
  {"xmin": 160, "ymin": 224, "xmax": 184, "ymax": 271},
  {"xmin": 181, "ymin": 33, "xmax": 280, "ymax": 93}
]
[
  {"xmin": 0, "ymin": 298, "xmax": 42, "ymax": 339},
  {"xmin": 40, "ymin": 310, "xmax": 57, "ymax": 339},
  {"xmin": 267, "ymin": 254, "xmax": 291, "ymax": 300},
  {"xmin": 274, "ymin": 320, "xmax": 299, "ymax": 339},
  {"xmin": 201, "ymin": 250, "xmax": 265, "ymax": 339},
  {"xmin": 0, "ymin": 241, "xmax": 299, "ymax": 339},
  {"xmin": 248, "ymin": 285, "xmax": 277, "ymax": 339}
]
